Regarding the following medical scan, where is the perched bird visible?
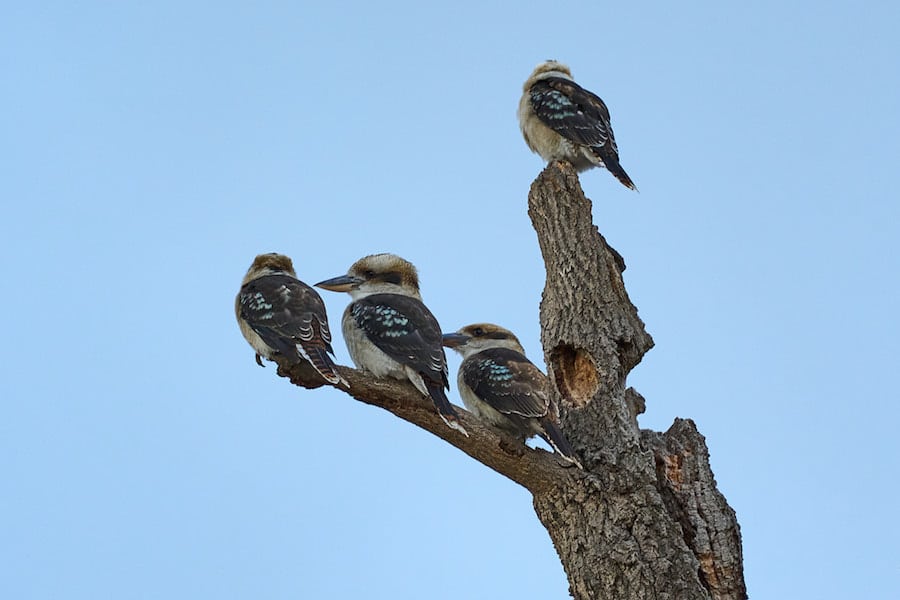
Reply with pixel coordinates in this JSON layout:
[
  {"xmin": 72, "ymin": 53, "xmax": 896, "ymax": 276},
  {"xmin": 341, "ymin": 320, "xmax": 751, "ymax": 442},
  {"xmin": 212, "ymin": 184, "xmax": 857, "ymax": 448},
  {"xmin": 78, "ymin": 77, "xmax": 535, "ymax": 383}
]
[
  {"xmin": 315, "ymin": 254, "xmax": 467, "ymax": 435},
  {"xmin": 443, "ymin": 323, "xmax": 582, "ymax": 467},
  {"xmin": 518, "ymin": 59, "xmax": 636, "ymax": 190},
  {"xmin": 235, "ymin": 253, "xmax": 346, "ymax": 386}
]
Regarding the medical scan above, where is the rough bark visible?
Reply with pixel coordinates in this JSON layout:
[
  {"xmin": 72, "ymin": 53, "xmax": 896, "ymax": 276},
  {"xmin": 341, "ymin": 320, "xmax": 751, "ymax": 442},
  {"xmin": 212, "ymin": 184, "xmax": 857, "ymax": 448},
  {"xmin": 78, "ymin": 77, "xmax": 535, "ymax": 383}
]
[
  {"xmin": 273, "ymin": 161, "xmax": 746, "ymax": 599},
  {"xmin": 526, "ymin": 161, "xmax": 745, "ymax": 598},
  {"xmin": 642, "ymin": 420, "xmax": 747, "ymax": 600}
]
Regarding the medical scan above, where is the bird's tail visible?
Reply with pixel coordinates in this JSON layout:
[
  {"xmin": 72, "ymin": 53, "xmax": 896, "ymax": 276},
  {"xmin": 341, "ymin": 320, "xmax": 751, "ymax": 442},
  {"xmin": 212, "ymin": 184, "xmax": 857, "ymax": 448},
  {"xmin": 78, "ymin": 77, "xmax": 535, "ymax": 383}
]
[
  {"xmin": 600, "ymin": 152, "xmax": 637, "ymax": 191},
  {"xmin": 298, "ymin": 343, "xmax": 348, "ymax": 387},
  {"xmin": 540, "ymin": 418, "xmax": 583, "ymax": 469},
  {"xmin": 424, "ymin": 379, "xmax": 469, "ymax": 437}
]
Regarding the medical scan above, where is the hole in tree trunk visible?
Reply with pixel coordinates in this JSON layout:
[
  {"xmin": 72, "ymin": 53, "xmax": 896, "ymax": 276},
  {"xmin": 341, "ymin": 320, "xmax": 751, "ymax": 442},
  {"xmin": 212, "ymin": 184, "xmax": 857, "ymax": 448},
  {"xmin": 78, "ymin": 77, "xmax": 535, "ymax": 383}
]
[{"xmin": 550, "ymin": 344, "xmax": 599, "ymax": 407}]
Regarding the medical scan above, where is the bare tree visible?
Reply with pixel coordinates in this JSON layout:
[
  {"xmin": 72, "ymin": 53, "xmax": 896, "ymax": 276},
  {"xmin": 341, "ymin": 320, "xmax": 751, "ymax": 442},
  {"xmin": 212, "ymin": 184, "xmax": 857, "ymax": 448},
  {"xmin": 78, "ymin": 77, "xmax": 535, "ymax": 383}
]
[{"xmin": 274, "ymin": 162, "xmax": 746, "ymax": 599}]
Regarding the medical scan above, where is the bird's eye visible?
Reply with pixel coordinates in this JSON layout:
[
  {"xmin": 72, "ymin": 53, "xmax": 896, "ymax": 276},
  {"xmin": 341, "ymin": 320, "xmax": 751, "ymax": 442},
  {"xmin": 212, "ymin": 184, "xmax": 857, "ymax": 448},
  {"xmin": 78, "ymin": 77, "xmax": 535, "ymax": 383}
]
[
  {"xmin": 364, "ymin": 270, "xmax": 376, "ymax": 279},
  {"xmin": 472, "ymin": 327, "xmax": 485, "ymax": 336}
]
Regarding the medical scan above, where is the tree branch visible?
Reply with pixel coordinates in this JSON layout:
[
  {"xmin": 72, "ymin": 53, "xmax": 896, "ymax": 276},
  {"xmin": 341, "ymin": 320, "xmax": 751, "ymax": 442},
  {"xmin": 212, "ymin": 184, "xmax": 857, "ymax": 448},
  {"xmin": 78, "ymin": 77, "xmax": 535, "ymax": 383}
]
[{"xmin": 274, "ymin": 357, "xmax": 578, "ymax": 495}]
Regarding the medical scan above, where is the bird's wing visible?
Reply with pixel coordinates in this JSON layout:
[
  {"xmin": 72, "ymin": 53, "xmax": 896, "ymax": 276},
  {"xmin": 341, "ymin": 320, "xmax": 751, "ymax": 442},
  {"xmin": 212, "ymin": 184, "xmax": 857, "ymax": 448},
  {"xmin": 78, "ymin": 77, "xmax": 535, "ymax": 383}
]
[
  {"xmin": 350, "ymin": 294, "xmax": 448, "ymax": 386},
  {"xmin": 239, "ymin": 274, "xmax": 334, "ymax": 354},
  {"xmin": 462, "ymin": 348, "xmax": 549, "ymax": 418},
  {"xmin": 530, "ymin": 76, "xmax": 618, "ymax": 151}
]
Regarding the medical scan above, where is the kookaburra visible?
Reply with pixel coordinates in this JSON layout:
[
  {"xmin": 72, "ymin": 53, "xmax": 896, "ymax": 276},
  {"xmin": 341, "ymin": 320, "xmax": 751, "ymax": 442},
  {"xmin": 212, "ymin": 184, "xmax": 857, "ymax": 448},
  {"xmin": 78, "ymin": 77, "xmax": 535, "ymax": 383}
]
[
  {"xmin": 518, "ymin": 59, "xmax": 636, "ymax": 190},
  {"xmin": 316, "ymin": 254, "xmax": 467, "ymax": 436},
  {"xmin": 443, "ymin": 323, "xmax": 581, "ymax": 467},
  {"xmin": 236, "ymin": 253, "xmax": 346, "ymax": 386}
]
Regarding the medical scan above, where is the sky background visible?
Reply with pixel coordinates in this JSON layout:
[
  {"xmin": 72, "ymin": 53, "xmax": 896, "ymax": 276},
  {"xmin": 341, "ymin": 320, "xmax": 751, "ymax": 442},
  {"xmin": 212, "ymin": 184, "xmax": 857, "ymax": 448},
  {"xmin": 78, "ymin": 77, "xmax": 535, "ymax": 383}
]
[{"xmin": 2, "ymin": 1, "xmax": 899, "ymax": 598}]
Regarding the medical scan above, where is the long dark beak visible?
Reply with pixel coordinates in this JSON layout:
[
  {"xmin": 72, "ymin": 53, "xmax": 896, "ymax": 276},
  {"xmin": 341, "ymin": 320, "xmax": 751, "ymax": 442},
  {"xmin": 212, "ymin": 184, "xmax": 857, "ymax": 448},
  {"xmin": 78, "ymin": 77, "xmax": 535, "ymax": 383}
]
[
  {"xmin": 315, "ymin": 274, "xmax": 361, "ymax": 292},
  {"xmin": 441, "ymin": 332, "xmax": 470, "ymax": 348}
]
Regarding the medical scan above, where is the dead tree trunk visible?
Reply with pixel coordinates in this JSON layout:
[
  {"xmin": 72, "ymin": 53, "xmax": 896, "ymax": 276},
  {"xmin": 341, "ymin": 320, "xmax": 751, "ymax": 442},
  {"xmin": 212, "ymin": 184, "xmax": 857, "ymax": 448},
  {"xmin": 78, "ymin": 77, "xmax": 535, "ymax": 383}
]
[
  {"xmin": 276, "ymin": 161, "xmax": 746, "ymax": 599},
  {"xmin": 527, "ymin": 162, "xmax": 746, "ymax": 599}
]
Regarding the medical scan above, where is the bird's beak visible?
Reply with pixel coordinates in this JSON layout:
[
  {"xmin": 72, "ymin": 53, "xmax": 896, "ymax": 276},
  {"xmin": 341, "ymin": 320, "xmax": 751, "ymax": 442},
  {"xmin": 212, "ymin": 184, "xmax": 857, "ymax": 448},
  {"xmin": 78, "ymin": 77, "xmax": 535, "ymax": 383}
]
[
  {"xmin": 315, "ymin": 274, "xmax": 362, "ymax": 292},
  {"xmin": 441, "ymin": 332, "xmax": 470, "ymax": 348}
]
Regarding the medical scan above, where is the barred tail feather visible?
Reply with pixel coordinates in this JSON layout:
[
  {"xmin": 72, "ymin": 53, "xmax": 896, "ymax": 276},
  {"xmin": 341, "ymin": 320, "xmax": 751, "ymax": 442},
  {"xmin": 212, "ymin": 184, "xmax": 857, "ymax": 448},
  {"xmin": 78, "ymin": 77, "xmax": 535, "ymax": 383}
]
[
  {"xmin": 606, "ymin": 159, "xmax": 636, "ymax": 191},
  {"xmin": 596, "ymin": 149, "xmax": 637, "ymax": 191},
  {"xmin": 540, "ymin": 418, "xmax": 583, "ymax": 469},
  {"xmin": 424, "ymin": 379, "xmax": 469, "ymax": 437},
  {"xmin": 298, "ymin": 343, "xmax": 348, "ymax": 387}
]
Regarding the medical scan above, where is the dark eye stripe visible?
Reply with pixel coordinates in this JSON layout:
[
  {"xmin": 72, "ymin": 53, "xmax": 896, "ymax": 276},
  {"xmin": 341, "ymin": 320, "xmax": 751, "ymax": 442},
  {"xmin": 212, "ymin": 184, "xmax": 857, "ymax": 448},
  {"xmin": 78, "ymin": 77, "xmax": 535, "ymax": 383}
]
[{"xmin": 380, "ymin": 272, "xmax": 402, "ymax": 285}]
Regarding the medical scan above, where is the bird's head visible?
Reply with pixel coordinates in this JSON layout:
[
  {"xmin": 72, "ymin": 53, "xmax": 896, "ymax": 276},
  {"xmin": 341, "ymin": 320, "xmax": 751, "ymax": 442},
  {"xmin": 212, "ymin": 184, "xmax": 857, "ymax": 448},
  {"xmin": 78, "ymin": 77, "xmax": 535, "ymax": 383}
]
[
  {"xmin": 243, "ymin": 252, "xmax": 297, "ymax": 283},
  {"xmin": 442, "ymin": 323, "xmax": 527, "ymax": 357},
  {"xmin": 525, "ymin": 60, "xmax": 573, "ymax": 88},
  {"xmin": 316, "ymin": 253, "xmax": 421, "ymax": 299}
]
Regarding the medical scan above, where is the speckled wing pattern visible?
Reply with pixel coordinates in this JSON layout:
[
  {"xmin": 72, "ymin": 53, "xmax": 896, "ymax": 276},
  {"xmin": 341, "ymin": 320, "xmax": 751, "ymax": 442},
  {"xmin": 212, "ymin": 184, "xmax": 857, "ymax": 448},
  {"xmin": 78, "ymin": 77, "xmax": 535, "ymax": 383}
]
[
  {"xmin": 462, "ymin": 347, "xmax": 549, "ymax": 418},
  {"xmin": 530, "ymin": 77, "xmax": 617, "ymax": 151},
  {"xmin": 529, "ymin": 76, "xmax": 636, "ymax": 190},
  {"xmin": 349, "ymin": 293, "xmax": 449, "ymax": 388},
  {"xmin": 239, "ymin": 274, "xmax": 341, "ymax": 381}
]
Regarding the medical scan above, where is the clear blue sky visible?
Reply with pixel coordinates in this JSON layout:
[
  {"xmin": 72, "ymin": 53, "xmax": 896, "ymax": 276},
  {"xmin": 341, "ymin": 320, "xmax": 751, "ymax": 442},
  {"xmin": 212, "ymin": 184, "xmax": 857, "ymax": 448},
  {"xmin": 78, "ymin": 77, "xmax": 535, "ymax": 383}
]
[{"xmin": 2, "ymin": 2, "xmax": 898, "ymax": 598}]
